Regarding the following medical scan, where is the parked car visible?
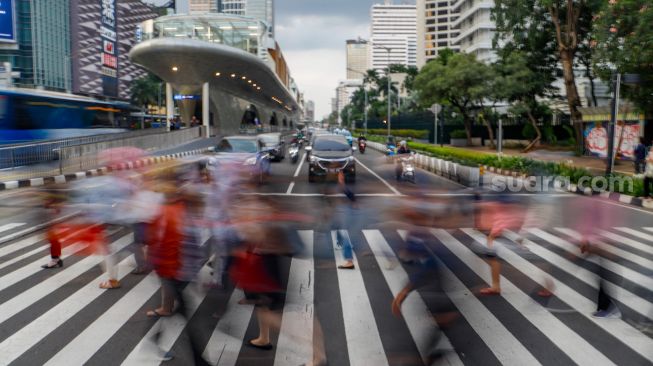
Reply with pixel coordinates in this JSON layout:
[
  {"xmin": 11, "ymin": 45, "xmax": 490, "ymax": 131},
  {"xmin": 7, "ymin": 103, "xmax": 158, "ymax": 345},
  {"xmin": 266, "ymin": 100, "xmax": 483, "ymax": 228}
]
[
  {"xmin": 209, "ymin": 135, "xmax": 272, "ymax": 184},
  {"xmin": 307, "ymin": 134, "xmax": 356, "ymax": 183},
  {"xmin": 258, "ymin": 132, "xmax": 286, "ymax": 161}
]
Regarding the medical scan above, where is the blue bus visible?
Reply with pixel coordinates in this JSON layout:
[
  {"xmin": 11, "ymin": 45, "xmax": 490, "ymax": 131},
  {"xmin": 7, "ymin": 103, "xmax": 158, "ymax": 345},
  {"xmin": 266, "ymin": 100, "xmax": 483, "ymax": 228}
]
[{"xmin": 0, "ymin": 88, "xmax": 134, "ymax": 143}]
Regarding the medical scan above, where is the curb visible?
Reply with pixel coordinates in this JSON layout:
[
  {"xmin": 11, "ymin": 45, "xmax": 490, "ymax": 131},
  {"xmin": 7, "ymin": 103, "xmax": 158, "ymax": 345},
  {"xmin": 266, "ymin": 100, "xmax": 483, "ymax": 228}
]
[
  {"xmin": 0, "ymin": 148, "xmax": 209, "ymax": 191},
  {"xmin": 482, "ymin": 165, "xmax": 653, "ymax": 210}
]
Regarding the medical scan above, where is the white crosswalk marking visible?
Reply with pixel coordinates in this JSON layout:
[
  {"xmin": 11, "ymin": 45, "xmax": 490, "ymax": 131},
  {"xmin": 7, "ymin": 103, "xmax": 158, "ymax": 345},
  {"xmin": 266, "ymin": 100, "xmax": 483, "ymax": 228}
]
[
  {"xmin": 433, "ymin": 229, "xmax": 616, "ymax": 366},
  {"xmin": 274, "ymin": 230, "xmax": 316, "ymax": 366},
  {"xmin": 364, "ymin": 230, "xmax": 463, "ymax": 366},
  {"xmin": 202, "ymin": 289, "xmax": 254, "ymax": 366},
  {"xmin": 0, "ymin": 256, "xmax": 136, "ymax": 364},
  {"xmin": 44, "ymin": 273, "xmax": 161, "ymax": 366},
  {"xmin": 549, "ymin": 228, "xmax": 653, "ymax": 289},
  {"xmin": 462, "ymin": 228, "xmax": 653, "ymax": 363},
  {"xmin": 0, "ymin": 222, "xmax": 26, "ymax": 234},
  {"xmin": 600, "ymin": 230, "xmax": 653, "ymax": 256},
  {"xmin": 0, "ymin": 234, "xmax": 133, "ymax": 325},
  {"xmin": 614, "ymin": 227, "xmax": 653, "ymax": 243},
  {"xmin": 0, "ymin": 233, "xmax": 45, "ymax": 259},
  {"xmin": 331, "ymin": 230, "xmax": 389, "ymax": 366},
  {"xmin": 503, "ymin": 230, "xmax": 653, "ymax": 321}
]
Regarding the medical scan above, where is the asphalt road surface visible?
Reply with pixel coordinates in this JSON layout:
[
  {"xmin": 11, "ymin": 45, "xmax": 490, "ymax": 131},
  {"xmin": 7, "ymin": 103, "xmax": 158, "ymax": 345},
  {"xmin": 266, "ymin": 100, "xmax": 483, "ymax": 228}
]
[{"xmin": 0, "ymin": 146, "xmax": 651, "ymax": 365}]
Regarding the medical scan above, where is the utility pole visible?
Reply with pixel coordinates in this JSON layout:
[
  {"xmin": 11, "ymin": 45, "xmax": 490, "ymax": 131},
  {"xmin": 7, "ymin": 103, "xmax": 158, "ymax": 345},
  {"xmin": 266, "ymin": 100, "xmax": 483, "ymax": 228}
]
[{"xmin": 606, "ymin": 73, "xmax": 621, "ymax": 175}]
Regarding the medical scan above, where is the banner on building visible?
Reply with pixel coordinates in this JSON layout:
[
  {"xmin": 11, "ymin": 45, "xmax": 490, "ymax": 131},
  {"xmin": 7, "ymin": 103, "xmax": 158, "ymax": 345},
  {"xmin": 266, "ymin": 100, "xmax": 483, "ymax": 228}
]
[
  {"xmin": 0, "ymin": 0, "xmax": 16, "ymax": 43},
  {"xmin": 100, "ymin": 0, "xmax": 118, "ymax": 97},
  {"xmin": 584, "ymin": 123, "xmax": 641, "ymax": 160}
]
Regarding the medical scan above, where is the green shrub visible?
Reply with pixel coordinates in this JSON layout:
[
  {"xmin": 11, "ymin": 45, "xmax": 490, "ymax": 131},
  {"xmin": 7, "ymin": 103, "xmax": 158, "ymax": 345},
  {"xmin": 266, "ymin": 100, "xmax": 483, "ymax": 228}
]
[
  {"xmin": 450, "ymin": 130, "xmax": 467, "ymax": 139},
  {"xmin": 352, "ymin": 128, "xmax": 429, "ymax": 139},
  {"xmin": 522, "ymin": 123, "xmax": 536, "ymax": 140}
]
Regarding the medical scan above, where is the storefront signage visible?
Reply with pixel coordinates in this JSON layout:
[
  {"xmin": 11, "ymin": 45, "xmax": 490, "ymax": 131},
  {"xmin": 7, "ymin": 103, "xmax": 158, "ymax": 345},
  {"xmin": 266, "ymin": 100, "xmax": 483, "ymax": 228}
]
[
  {"xmin": 0, "ymin": 0, "xmax": 16, "ymax": 43},
  {"xmin": 100, "ymin": 0, "xmax": 118, "ymax": 97}
]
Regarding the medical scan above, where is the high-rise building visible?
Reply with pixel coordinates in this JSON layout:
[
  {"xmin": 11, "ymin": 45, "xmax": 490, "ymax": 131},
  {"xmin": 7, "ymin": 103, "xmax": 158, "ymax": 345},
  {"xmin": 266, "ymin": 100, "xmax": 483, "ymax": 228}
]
[
  {"xmin": 416, "ymin": 0, "xmax": 460, "ymax": 68},
  {"xmin": 346, "ymin": 39, "xmax": 369, "ymax": 80},
  {"xmin": 0, "ymin": 0, "xmax": 72, "ymax": 91},
  {"xmin": 188, "ymin": 0, "xmax": 218, "ymax": 13},
  {"xmin": 369, "ymin": 2, "xmax": 417, "ymax": 74},
  {"xmin": 450, "ymin": 0, "xmax": 496, "ymax": 62},
  {"xmin": 70, "ymin": 0, "xmax": 159, "ymax": 99},
  {"xmin": 218, "ymin": 0, "xmax": 274, "ymax": 35},
  {"xmin": 305, "ymin": 100, "xmax": 315, "ymax": 123}
]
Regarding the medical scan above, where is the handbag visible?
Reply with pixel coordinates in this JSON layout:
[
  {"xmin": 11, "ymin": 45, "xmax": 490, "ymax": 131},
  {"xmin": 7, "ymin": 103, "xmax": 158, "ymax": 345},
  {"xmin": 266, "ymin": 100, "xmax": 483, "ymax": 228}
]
[{"xmin": 229, "ymin": 251, "xmax": 280, "ymax": 293}]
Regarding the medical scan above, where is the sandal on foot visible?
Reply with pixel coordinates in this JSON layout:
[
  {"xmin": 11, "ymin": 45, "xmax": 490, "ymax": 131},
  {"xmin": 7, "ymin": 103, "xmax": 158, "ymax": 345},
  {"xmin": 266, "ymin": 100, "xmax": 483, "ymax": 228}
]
[
  {"xmin": 99, "ymin": 279, "xmax": 121, "ymax": 289},
  {"xmin": 479, "ymin": 287, "xmax": 501, "ymax": 295},
  {"xmin": 537, "ymin": 289, "xmax": 553, "ymax": 297},
  {"xmin": 247, "ymin": 339, "xmax": 273, "ymax": 350},
  {"xmin": 147, "ymin": 309, "xmax": 172, "ymax": 318}
]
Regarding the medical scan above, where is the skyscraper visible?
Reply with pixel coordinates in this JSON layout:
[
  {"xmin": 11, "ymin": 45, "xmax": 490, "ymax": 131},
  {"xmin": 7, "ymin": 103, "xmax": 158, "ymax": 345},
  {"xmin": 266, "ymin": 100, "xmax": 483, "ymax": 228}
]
[
  {"xmin": 218, "ymin": 0, "xmax": 274, "ymax": 35},
  {"xmin": 346, "ymin": 39, "xmax": 369, "ymax": 79},
  {"xmin": 450, "ymin": 0, "xmax": 496, "ymax": 62},
  {"xmin": 369, "ymin": 2, "xmax": 417, "ymax": 74},
  {"xmin": 188, "ymin": 0, "xmax": 218, "ymax": 14},
  {"xmin": 416, "ymin": 0, "xmax": 460, "ymax": 68}
]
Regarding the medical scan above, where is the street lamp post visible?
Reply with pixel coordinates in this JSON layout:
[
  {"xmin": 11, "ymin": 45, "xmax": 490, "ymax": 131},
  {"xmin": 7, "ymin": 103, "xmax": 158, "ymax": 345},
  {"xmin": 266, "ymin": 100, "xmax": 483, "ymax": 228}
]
[{"xmin": 606, "ymin": 73, "xmax": 642, "ymax": 175}]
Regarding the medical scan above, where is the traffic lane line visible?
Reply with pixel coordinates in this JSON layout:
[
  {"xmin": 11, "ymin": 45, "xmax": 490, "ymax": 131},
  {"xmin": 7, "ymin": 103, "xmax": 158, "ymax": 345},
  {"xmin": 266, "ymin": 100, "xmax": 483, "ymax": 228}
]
[
  {"xmin": 293, "ymin": 152, "xmax": 307, "ymax": 177},
  {"xmin": 286, "ymin": 182, "xmax": 295, "ymax": 195},
  {"xmin": 354, "ymin": 157, "xmax": 402, "ymax": 196}
]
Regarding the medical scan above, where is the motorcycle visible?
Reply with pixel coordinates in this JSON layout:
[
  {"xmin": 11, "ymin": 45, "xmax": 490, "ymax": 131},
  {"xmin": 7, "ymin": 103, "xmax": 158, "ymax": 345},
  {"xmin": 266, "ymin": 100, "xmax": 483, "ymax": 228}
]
[
  {"xmin": 386, "ymin": 144, "xmax": 396, "ymax": 163},
  {"xmin": 289, "ymin": 143, "xmax": 300, "ymax": 164},
  {"xmin": 396, "ymin": 153, "xmax": 416, "ymax": 183},
  {"xmin": 358, "ymin": 140, "xmax": 367, "ymax": 154}
]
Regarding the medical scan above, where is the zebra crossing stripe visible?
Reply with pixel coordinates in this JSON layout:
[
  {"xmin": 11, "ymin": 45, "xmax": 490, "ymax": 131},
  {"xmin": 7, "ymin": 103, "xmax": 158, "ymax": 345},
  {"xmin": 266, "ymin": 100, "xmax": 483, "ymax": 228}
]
[
  {"xmin": 433, "ymin": 229, "xmax": 617, "ymax": 366},
  {"xmin": 503, "ymin": 230, "xmax": 653, "ymax": 322},
  {"xmin": 461, "ymin": 228, "xmax": 653, "ymax": 362},
  {"xmin": 0, "ymin": 234, "xmax": 133, "ymax": 325},
  {"xmin": 44, "ymin": 273, "xmax": 160, "ymax": 366},
  {"xmin": 0, "ymin": 256, "xmax": 136, "ymax": 364},
  {"xmin": 0, "ymin": 233, "xmax": 44, "ymax": 259},
  {"xmin": 549, "ymin": 228, "xmax": 653, "ymax": 289},
  {"xmin": 331, "ymin": 230, "xmax": 389, "ymax": 366},
  {"xmin": 201, "ymin": 288, "xmax": 254, "ymax": 366},
  {"xmin": 599, "ymin": 230, "xmax": 653, "ymax": 256},
  {"xmin": 0, "ymin": 223, "xmax": 26, "ymax": 234},
  {"xmin": 274, "ymin": 230, "xmax": 316, "ymax": 366},
  {"xmin": 614, "ymin": 227, "xmax": 653, "ymax": 243},
  {"xmin": 363, "ymin": 230, "xmax": 463, "ymax": 366}
]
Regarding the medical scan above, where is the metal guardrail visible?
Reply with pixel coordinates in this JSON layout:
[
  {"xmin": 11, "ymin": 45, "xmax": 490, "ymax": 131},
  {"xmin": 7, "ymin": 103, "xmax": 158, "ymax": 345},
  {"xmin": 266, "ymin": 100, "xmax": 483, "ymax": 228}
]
[
  {"xmin": 0, "ymin": 127, "xmax": 202, "ymax": 181},
  {"xmin": 0, "ymin": 128, "xmax": 166, "ymax": 170}
]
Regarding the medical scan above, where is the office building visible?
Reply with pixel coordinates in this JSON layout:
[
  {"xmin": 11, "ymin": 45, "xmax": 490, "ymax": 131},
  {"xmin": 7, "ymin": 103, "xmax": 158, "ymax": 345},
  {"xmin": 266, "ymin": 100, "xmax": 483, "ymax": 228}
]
[
  {"xmin": 346, "ymin": 39, "xmax": 369, "ymax": 80},
  {"xmin": 0, "ymin": 0, "xmax": 72, "ymax": 91},
  {"xmin": 416, "ymin": 0, "xmax": 460, "ymax": 68},
  {"xmin": 335, "ymin": 79, "xmax": 363, "ymax": 125},
  {"xmin": 369, "ymin": 2, "xmax": 417, "ymax": 74},
  {"xmin": 305, "ymin": 100, "xmax": 315, "ymax": 123},
  {"xmin": 450, "ymin": 0, "xmax": 496, "ymax": 62},
  {"xmin": 218, "ymin": 0, "xmax": 274, "ymax": 35},
  {"xmin": 188, "ymin": 0, "xmax": 218, "ymax": 13},
  {"xmin": 70, "ymin": 0, "xmax": 159, "ymax": 99}
]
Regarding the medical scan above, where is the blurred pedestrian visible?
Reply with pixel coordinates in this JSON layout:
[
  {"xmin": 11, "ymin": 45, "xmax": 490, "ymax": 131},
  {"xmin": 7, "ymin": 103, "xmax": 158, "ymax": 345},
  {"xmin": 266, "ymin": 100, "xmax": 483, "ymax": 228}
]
[
  {"xmin": 634, "ymin": 137, "xmax": 647, "ymax": 174},
  {"xmin": 643, "ymin": 150, "xmax": 653, "ymax": 200},
  {"xmin": 334, "ymin": 171, "xmax": 358, "ymax": 270},
  {"xmin": 41, "ymin": 190, "xmax": 67, "ymax": 269}
]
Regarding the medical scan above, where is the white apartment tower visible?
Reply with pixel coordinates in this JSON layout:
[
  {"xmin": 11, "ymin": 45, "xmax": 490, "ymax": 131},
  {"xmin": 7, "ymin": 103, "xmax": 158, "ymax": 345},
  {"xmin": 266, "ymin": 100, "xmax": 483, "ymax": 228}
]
[
  {"xmin": 346, "ymin": 40, "xmax": 369, "ymax": 80},
  {"xmin": 416, "ymin": 0, "xmax": 460, "ymax": 68},
  {"xmin": 188, "ymin": 0, "xmax": 218, "ymax": 13},
  {"xmin": 219, "ymin": 0, "xmax": 275, "ymax": 35},
  {"xmin": 369, "ymin": 1, "xmax": 417, "ymax": 74},
  {"xmin": 450, "ymin": 0, "xmax": 496, "ymax": 62}
]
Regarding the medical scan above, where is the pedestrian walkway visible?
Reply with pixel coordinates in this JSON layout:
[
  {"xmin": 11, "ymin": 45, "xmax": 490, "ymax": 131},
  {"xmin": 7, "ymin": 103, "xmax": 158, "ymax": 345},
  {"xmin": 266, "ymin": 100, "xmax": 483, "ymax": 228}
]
[{"xmin": 0, "ymin": 223, "xmax": 651, "ymax": 365}]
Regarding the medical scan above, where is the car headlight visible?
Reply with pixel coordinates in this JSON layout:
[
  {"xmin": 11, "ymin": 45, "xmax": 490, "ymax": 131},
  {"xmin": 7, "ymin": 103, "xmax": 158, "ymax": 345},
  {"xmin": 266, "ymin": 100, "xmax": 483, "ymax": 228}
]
[
  {"xmin": 310, "ymin": 156, "xmax": 318, "ymax": 163},
  {"xmin": 244, "ymin": 157, "xmax": 257, "ymax": 166},
  {"xmin": 348, "ymin": 156, "xmax": 355, "ymax": 162}
]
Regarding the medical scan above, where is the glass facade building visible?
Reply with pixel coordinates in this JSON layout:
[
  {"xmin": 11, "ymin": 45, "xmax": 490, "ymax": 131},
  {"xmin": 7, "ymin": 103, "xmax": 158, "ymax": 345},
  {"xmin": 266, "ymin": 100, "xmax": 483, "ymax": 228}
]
[{"xmin": 0, "ymin": 0, "xmax": 71, "ymax": 91}]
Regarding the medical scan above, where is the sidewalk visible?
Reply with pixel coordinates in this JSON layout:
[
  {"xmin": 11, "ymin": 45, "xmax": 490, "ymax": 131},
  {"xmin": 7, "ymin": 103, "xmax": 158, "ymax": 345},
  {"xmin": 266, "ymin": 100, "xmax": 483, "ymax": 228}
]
[{"xmin": 461, "ymin": 146, "xmax": 636, "ymax": 176}]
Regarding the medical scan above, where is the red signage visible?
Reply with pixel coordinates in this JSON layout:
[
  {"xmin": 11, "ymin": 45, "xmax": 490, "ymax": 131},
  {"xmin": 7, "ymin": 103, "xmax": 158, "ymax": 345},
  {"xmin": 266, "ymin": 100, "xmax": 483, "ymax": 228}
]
[
  {"xmin": 102, "ymin": 53, "xmax": 117, "ymax": 68},
  {"xmin": 103, "ymin": 40, "xmax": 114, "ymax": 55}
]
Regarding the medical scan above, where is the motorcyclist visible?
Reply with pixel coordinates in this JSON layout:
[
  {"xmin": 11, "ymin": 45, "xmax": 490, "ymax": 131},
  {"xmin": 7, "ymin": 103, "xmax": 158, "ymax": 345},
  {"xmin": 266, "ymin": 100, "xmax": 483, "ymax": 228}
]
[
  {"xmin": 396, "ymin": 141, "xmax": 411, "ymax": 180},
  {"xmin": 357, "ymin": 134, "xmax": 367, "ymax": 143},
  {"xmin": 397, "ymin": 140, "xmax": 410, "ymax": 154}
]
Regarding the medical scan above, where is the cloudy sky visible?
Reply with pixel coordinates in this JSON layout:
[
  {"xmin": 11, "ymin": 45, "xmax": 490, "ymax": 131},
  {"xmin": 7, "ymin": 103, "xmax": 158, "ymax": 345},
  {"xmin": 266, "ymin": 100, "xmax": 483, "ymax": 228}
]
[{"xmin": 146, "ymin": 0, "xmax": 415, "ymax": 118}]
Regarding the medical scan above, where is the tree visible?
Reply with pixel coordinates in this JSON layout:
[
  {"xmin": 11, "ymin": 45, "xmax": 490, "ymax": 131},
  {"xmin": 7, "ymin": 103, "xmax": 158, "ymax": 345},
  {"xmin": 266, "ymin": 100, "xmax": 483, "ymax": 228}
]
[
  {"xmin": 414, "ymin": 53, "xmax": 493, "ymax": 146},
  {"xmin": 493, "ymin": 0, "xmax": 603, "ymax": 153},
  {"xmin": 593, "ymin": 0, "xmax": 653, "ymax": 114},
  {"xmin": 130, "ymin": 73, "xmax": 161, "ymax": 111}
]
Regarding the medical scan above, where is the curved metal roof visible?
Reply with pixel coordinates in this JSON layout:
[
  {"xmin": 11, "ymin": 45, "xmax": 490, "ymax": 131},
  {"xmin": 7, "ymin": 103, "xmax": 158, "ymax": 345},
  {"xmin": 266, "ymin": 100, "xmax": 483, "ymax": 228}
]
[{"xmin": 129, "ymin": 38, "xmax": 298, "ymax": 112}]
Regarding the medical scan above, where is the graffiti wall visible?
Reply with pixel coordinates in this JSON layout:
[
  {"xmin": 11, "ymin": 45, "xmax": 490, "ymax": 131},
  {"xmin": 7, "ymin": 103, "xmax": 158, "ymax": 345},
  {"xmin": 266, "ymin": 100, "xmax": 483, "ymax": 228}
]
[{"xmin": 584, "ymin": 123, "xmax": 641, "ymax": 159}]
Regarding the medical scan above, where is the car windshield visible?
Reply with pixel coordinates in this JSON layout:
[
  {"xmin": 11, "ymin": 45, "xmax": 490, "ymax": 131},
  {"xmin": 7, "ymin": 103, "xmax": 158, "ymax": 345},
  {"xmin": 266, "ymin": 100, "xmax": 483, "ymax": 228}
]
[
  {"xmin": 216, "ymin": 139, "xmax": 258, "ymax": 153},
  {"xmin": 313, "ymin": 138, "xmax": 350, "ymax": 151},
  {"xmin": 259, "ymin": 135, "xmax": 279, "ymax": 145}
]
